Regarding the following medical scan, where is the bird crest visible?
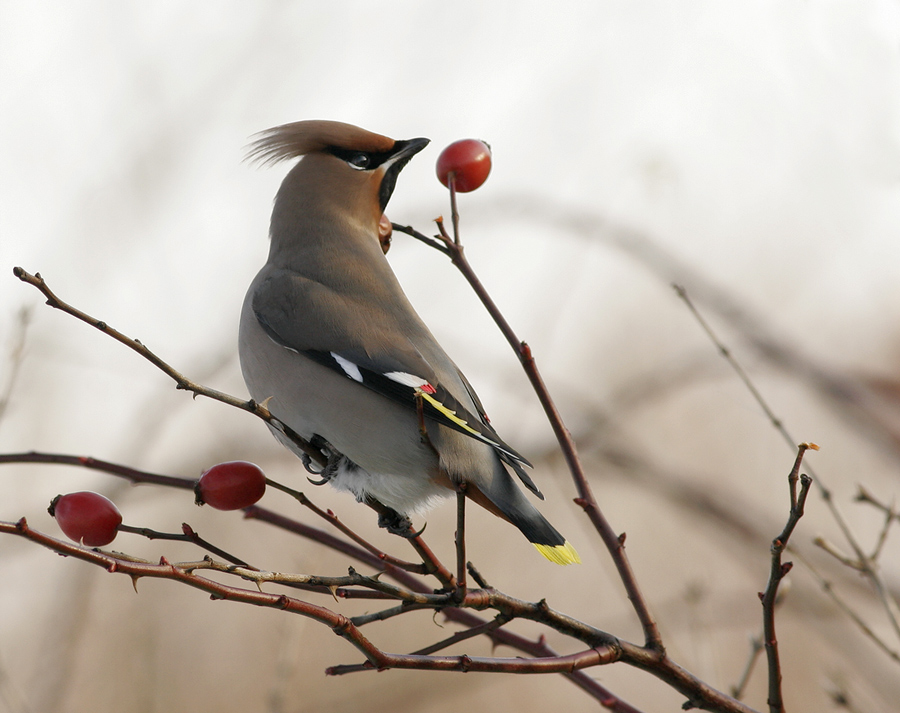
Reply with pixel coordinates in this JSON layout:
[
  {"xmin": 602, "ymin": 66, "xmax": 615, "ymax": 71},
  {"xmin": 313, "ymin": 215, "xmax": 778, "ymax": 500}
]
[{"xmin": 247, "ymin": 120, "xmax": 396, "ymax": 166}]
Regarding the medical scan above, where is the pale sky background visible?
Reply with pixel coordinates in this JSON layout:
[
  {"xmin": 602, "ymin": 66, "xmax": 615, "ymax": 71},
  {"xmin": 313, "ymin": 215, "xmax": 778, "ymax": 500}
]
[{"xmin": 2, "ymin": 2, "xmax": 900, "ymax": 712}]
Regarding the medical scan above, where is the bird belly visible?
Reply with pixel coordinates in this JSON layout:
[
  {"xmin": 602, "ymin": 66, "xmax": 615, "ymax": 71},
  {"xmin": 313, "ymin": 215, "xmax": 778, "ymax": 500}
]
[{"xmin": 239, "ymin": 309, "xmax": 451, "ymax": 514}]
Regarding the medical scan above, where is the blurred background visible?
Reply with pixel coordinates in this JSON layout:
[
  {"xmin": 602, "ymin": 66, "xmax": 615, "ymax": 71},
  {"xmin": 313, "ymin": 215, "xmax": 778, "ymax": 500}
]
[{"xmin": 2, "ymin": 2, "xmax": 900, "ymax": 711}]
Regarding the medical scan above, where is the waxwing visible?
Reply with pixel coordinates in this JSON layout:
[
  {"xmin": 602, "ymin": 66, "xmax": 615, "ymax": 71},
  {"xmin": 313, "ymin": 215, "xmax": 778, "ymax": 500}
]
[{"xmin": 238, "ymin": 120, "xmax": 579, "ymax": 565}]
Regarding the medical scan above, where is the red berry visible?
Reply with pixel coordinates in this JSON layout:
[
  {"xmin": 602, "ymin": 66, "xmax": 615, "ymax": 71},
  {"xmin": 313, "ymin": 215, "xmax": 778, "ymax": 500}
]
[
  {"xmin": 49, "ymin": 491, "xmax": 122, "ymax": 546},
  {"xmin": 195, "ymin": 461, "xmax": 266, "ymax": 510},
  {"xmin": 436, "ymin": 139, "xmax": 492, "ymax": 192}
]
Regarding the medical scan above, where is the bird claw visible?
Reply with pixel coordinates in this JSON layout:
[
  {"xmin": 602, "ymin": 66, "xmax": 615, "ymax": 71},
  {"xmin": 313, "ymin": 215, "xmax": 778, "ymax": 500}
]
[
  {"xmin": 301, "ymin": 453, "xmax": 323, "ymax": 476},
  {"xmin": 408, "ymin": 521, "xmax": 428, "ymax": 538},
  {"xmin": 302, "ymin": 436, "xmax": 342, "ymax": 486}
]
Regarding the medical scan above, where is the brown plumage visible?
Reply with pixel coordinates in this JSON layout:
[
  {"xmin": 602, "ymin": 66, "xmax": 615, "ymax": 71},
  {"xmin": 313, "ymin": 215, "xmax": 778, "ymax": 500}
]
[
  {"xmin": 238, "ymin": 120, "xmax": 579, "ymax": 564},
  {"xmin": 248, "ymin": 119, "xmax": 395, "ymax": 165}
]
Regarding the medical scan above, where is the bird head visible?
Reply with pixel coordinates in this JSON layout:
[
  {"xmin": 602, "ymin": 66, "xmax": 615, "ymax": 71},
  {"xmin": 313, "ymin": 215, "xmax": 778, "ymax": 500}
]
[{"xmin": 248, "ymin": 120, "xmax": 430, "ymax": 231}]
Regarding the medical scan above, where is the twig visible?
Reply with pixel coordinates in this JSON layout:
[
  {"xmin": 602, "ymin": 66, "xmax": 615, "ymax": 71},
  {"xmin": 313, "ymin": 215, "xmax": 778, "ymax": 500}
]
[
  {"xmin": 2, "ymin": 518, "xmax": 619, "ymax": 673},
  {"xmin": 495, "ymin": 197, "xmax": 900, "ymax": 463},
  {"xmin": 0, "ymin": 451, "xmax": 196, "ymax": 489},
  {"xmin": 184, "ymin": 560, "xmax": 439, "ymax": 603},
  {"xmin": 760, "ymin": 445, "xmax": 814, "ymax": 713},
  {"xmin": 812, "ymin": 537, "xmax": 867, "ymax": 572},
  {"xmin": 454, "ymin": 484, "xmax": 467, "ymax": 603},
  {"xmin": 674, "ymin": 284, "xmax": 900, "ymax": 647},
  {"xmin": 11, "ymin": 267, "xmax": 454, "ymax": 581},
  {"xmin": 12, "ymin": 267, "xmax": 327, "ymax": 468},
  {"xmin": 263, "ymin": 478, "xmax": 427, "ymax": 574},
  {"xmin": 118, "ymin": 522, "xmax": 252, "ymax": 567},
  {"xmin": 730, "ymin": 635, "xmax": 764, "ymax": 700},
  {"xmin": 467, "ymin": 561, "xmax": 490, "ymax": 589},
  {"xmin": 350, "ymin": 602, "xmax": 434, "ymax": 626},
  {"xmin": 0, "ymin": 518, "xmax": 391, "ymax": 667},
  {"xmin": 812, "ymin": 529, "xmax": 900, "ymax": 651},
  {"xmin": 852, "ymin": 487, "xmax": 898, "ymax": 561},
  {"xmin": 854, "ymin": 486, "xmax": 900, "ymax": 523},
  {"xmin": 787, "ymin": 546, "xmax": 900, "ymax": 665},
  {"xmin": 6, "ymin": 266, "xmax": 769, "ymax": 710},
  {"xmin": 410, "ymin": 613, "xmax": 510, "ymax": 656},
  {"xmin": 448, "ymin": 174, "xmax": 461, "ymax": 245},
  {"xmin": 0, "ymin": 305, "xmax": 32, "ymax": 426},
  {"xmin": 394, "ymin": 221, "xmax": 663, "ymax": 651},
  {"xmin": 0, "ymin": 450, "xmax": 451, "ymax": 598},
  {"xmin": 2, "ymin": 509, "xmax": 761, "ymax": 710}
]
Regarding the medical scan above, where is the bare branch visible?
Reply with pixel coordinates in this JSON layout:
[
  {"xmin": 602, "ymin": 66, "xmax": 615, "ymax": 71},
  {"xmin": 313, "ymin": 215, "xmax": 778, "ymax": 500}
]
[
  {"xmin": 730, "ymin": 635, "xmax": 764, "ymax": 700},
  {"xmin": 0, "ymin": 304, "xmax": 32, "ymax": 426},
  {"xmin": 12, "ymin": 267, "xmax": 327, "ymax": 468},
  {"xmin": 393, "ymin": 222, "xmax": 663, "ymax": 651},
  {"xmin": 788, "ymin": 546, "xmax": 900, "ymax": 665},
  {"xmin": 760, "ymin": 445, "xmax": 814, "ymax": 713},
  {"xmin": 675, "ymin": 284, "xmax": 900, "ymax": 647},
  {"xmin": 6, "ymin": 264, "xmax": 770, "ymax": 710}
]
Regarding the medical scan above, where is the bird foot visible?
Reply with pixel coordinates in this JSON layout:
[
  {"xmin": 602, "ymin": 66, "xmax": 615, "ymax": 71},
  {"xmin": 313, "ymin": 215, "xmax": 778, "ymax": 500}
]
[
  {"xmin": 376, "ymin": 508, "xmax": 421, "ymax": 537},
  {"xmin": 302, "ymin": 435, "xmax": 342, "ymax": 485}
]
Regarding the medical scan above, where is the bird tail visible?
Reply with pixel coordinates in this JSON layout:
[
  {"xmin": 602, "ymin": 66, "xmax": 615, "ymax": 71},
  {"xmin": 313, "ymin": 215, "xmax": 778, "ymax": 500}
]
[{"xmin": 466, "ymin": 464, "xmax": 580, "ymax": 566}]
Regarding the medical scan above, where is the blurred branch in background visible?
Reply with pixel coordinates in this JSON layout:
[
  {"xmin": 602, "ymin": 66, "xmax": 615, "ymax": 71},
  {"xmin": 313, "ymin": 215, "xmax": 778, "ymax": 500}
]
[
  {"xmin": 2, "ymin": 265, "xmax": 766, "ymax": 713},
  {"xmin": 3, "ymin": 203, "xmax": 900, "ymax": 710},
  {"xmin": 492, "ymin": 197, "xmax": 900, "ymax": 463},
  {"xmin": 487, "ymin": 199, "xmax": 900, "ymax": 675},
  {"xmin": 0, "ymin": 305, "xmax": 32, "ymax": 427}
]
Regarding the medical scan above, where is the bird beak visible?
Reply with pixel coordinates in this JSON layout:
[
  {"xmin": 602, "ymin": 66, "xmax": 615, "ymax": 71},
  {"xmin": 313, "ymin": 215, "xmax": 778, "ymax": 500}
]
[
  {"xmin": 378, "ymin": 137, "xmax": 430, "ymax": 211},
  {"xmin": 391, "ymin": 137, "xmax": 431, "ymax": 163}
]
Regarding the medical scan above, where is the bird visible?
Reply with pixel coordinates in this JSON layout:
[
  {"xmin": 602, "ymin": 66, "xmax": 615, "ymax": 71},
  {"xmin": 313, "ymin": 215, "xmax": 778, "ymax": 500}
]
[{"xmin": 238, "ymin": 119, "xmax": 579, "ymax": 565}]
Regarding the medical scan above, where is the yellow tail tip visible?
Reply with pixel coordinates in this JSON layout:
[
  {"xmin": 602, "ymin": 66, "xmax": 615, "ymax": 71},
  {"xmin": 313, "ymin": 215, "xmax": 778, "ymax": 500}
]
[{"xmin": 533, "ymin": 541, "xmax": 581, "ymax": 565}]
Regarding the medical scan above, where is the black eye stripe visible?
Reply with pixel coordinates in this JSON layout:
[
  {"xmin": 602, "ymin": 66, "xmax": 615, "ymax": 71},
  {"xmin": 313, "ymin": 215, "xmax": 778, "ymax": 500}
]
[{"xmin": 328, "ymin": 146, "xmax": 394, "ymax": 170}]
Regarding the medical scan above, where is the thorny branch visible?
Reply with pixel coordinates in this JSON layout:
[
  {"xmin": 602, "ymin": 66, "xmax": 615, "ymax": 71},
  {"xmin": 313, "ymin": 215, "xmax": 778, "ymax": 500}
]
[
  {"xmin": 2, "ymin": 265, "xmax": 771, "ymax": 711},
  {"xmin": 11, "ymin": 267, "xmax": 328, "ymax": 468},
  {"xmin": 0, "ymin": 509, "xmax": 762, "ymax": 711},
  {"xmin": 9, "ymin": 267, "xmax": 451, "ymax": 582},
  {"xmin": 395, "ymin": 217, "xmax": 663, "ymax": 652}
]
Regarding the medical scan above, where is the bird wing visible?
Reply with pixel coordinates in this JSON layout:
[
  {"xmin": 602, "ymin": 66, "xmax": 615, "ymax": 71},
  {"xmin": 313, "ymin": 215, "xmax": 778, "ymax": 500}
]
[{"xmin": 251, "ymin": 269, "xmax": 532, "ymax": 468}]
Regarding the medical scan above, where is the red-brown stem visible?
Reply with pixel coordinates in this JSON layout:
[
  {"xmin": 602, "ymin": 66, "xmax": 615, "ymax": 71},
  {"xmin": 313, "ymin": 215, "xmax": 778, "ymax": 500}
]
[
  {"xmin": 0, "ymin": 451, "xmax": 196, "ymax": 489},
  {"xmin": 0, "ymin": 450, "xmax": 432, "ymax": 577},
  {"xmin": 0, "ymin": 518, "xmax": 386, "ymax": 666},
  {"xmin": 454, "ymin": 485, "xmax": 467, "ymax": 602},
  {"xmin": 264, "ymin": 478, "xmax": 427, "ymax": 574},
  {"xmin": 448, "ymin": 173, "xmax": 461, "ymax": 245},
  {"xmin": 398, "ymin": 222, "xmax": 663, "ymax": 651},
  {"xmin": 2, "ymin": 503, "xmax": 755, "ymax": 709},
  {"xmin": 406, "ymin": 532, "xmax": 455, "ymax": 590},
  {"xmin": 761, "ymin": 446, "xmax": 813, "ymax": 713},
  {"xmin": 11, "ymin": 267, "xmax": 327, "ymax": 468},
  {"xmin": 10, "ymin": 266, "xmax": 761, "ymax": 710},
  {"xmin": 330, "ymin": 645, "xmax": 618, "ymax": 675},
  {"xmin": 439, "ymin": 608, "xmax": 645, "ymax": 712},
  {"xmin": 116, "ymin": 523, "xmax": 252, "ymax": 567},
  {"xmin": 519, "ymin": 344, "xmax": 662, "ymax": 649}
]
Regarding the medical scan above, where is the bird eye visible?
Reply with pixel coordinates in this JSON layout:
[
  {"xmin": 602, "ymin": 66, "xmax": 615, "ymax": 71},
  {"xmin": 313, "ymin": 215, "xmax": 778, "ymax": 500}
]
[{"xmin": 348, "ymin": 153, "xmax": 370, "ymax": 170}]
